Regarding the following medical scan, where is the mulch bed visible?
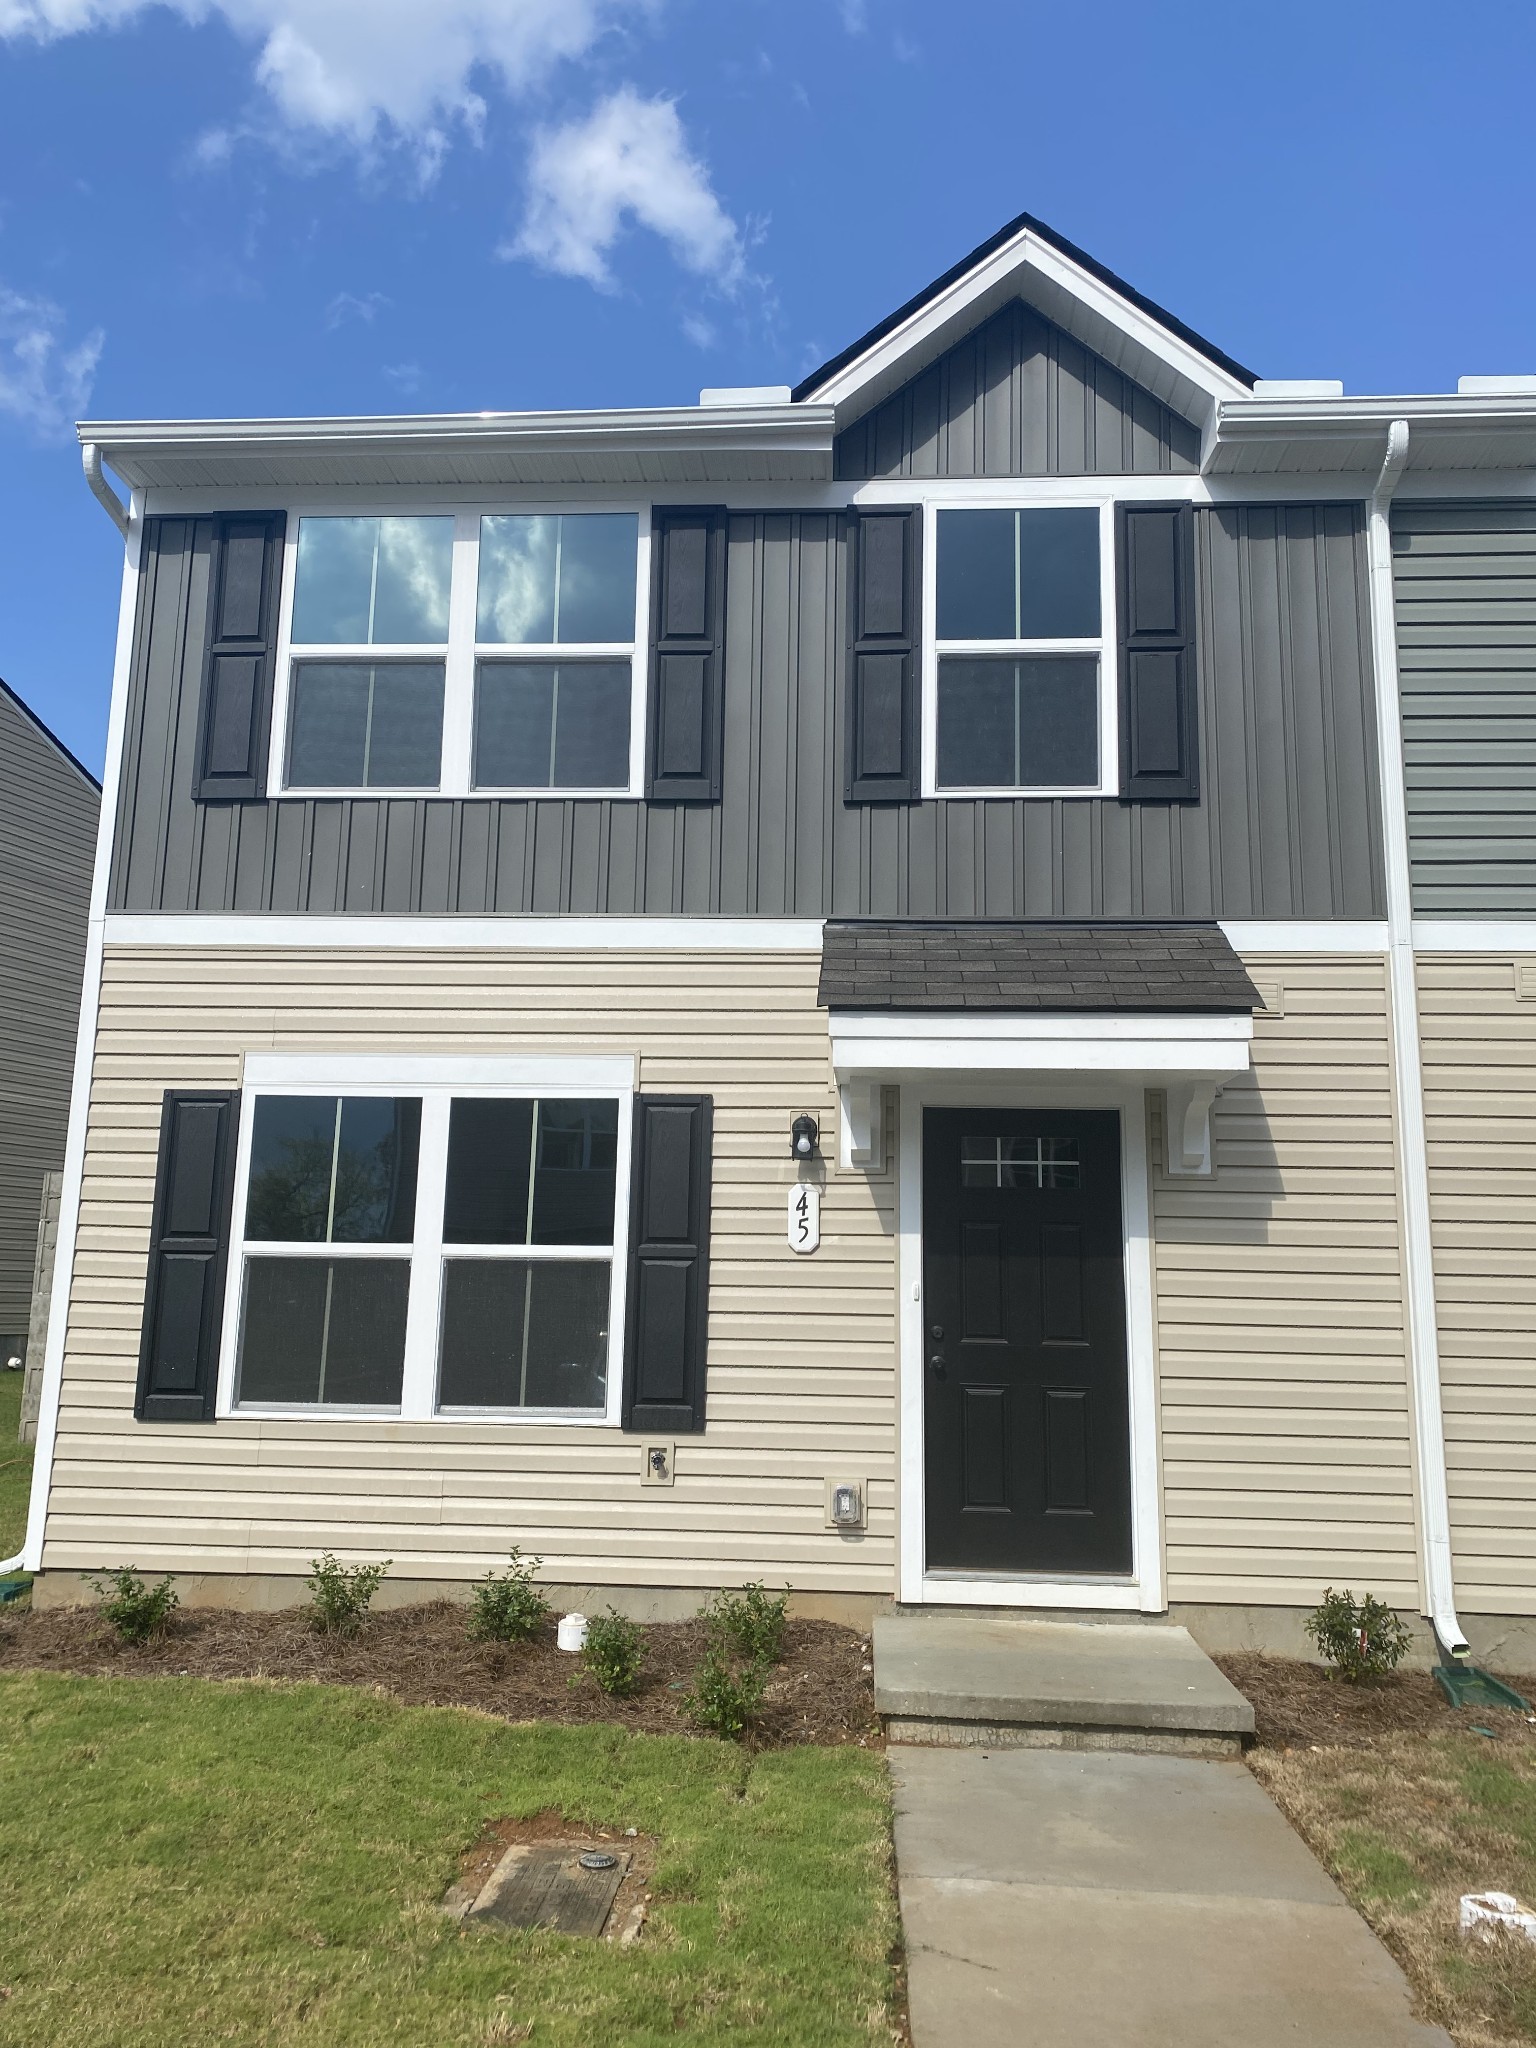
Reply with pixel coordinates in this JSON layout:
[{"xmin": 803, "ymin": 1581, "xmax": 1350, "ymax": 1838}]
[
  {"xmin": 0, "ymin": 1602, "xmax": 878, "ymax": 1748},
  {"xmin": 1217, "ymin": 1651, "xmax": 1536, "ymax": 1752}
]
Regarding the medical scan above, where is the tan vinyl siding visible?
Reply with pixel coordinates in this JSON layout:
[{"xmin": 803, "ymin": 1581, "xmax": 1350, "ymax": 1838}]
[
  {"xmin": 1155, "ymin": 955, "xmax": 1420, "ymax": 1607},
  {"xmin": 42, "ymin": 946, "xmax": 897, "ymax": 1592},
  {"xmin": 1419, "ymin": 955, "xmax": 1536, "ymax": 1614}
]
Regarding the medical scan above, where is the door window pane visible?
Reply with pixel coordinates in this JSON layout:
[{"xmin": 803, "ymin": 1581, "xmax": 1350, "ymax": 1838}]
[
  {"xmin": 246, "ymin": 1096, "xmax": 420, "ymax": 1243},
  {"xmin": 237, "ymin": 1256, "xmax": 409, "ymax": 1404},
  {"xmin": 936, "ymin": 508, "xmax": 1100, "ymax": 641},
  {"xmin": 961, "ymin": 1136, "xmax": 1081, "ymax": 1189},
  {"xmin": 287, "ymin": 661, "xmax": 444, "ymax": 787},
  {"xmin": 291, "ymin": 516, "xmax": 453, "ymax": 644},
  {"xmin": 473, "ymin": 662, "xmax": 631, "ymax": 789},
  {"xmin": 936, "ymin": 656, "xmax": 1099, "ymax": 789},
  {"xmin": 438, "ymin": 1258, "xmax": 610, "ymax": 1410},
  {"xmin": 477, "ymin": 513, "xmax": 638, "ymax": 645}
]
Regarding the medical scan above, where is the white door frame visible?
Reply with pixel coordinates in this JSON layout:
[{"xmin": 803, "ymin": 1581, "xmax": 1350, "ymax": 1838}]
[{"xmin": 896, "ymin": 1076, "xmax": 1165, "ymax": 1611}]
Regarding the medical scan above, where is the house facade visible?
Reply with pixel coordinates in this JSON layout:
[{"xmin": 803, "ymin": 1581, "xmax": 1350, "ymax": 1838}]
[
  {"xmin": 0, "ymin": 681, "xmax": 99, "ymax": 1378},
  {"xmin": 19, "ymin": 216, "xmax": 1536, "ymax": 1659}
]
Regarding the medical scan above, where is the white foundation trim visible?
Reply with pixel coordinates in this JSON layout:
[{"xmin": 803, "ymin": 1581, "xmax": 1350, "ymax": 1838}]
[
  {"xmin": 20, "ymin": 493, "xmax": 144, "ymax": 1573},
  {"xmin": 1219, "ymin": 919, "xmax": 1388, "ymax": 953},
  {"xmin": 896, "ymin": 1078, "xmax": 1163, "ymax": 1613},
  {"xmin": 103, "ymin": 914, "xmax": 827, "ymax": 952}
]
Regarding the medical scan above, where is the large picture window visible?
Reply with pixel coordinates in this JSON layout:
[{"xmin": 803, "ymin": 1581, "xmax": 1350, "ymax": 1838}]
[
  {"xmin": 223, "ymin": 1058, "xmax": 634, "ymax": 1422},
  {"xmin": 274, "ymin": 509, "xmax": 646, "ymax": 797},
  {"xmin": 926, "ymin": 502, "xmax": 1116, "ymax": 796}
]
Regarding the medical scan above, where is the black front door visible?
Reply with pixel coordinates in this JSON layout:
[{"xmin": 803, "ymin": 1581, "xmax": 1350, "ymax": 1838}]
[{"xmin": 923, "ymin": 1108, "xmax": 1132, "ymax": 1575}]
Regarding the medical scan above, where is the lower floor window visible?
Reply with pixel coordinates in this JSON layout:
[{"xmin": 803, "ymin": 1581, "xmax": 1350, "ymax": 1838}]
[{"xmin": 228, "ymin": 1084, "xmax": 626, "ymax": 1419}]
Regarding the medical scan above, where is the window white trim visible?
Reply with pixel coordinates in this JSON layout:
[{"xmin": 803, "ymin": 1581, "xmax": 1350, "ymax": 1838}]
[
  {"xmin": 920, "ymin": 494, "xmax": 1119, "ymax": 799},
  {"xmin": 216, "ymin": 1053, "xmax": 634, "ymax": 1427},
  {"xmin": 266, "ymin": 503, "xmax": 652, "ymax": 801}
]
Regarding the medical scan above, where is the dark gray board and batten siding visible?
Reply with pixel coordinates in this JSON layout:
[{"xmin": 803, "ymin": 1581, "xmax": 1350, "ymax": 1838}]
[
  {"xmin": 0, "ymin": 687, "xmax": 99, "ymax": 1341},
  {"xmin": 833, "ymin": 302, "xmax": 1202, "ymax": 481},
  {"xmin": 1393, "ymin": 502, "xmax": 1536, "ymax": 914},
  {"xmin": 111, "ymin": 505, "xmax": 1383, "ymax": 921}
]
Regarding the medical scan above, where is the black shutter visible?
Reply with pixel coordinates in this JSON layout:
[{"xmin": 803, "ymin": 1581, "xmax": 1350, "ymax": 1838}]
[
  {"xmin": 647, "ymin": 508, "xmax": 727, "ymax": 801},
  {"xmin": 845, "ymin": 506, "xmax": 920, "ymax": 803},
  {"xmin": 1117, "ymin": 502, "xmax": 1199, "ymax": 802},
  {"xmin": 622, "ymin": 1095, "xmax": 713, "ymax": 1434},
  {"xmin": 135, "ymin": 1090, "xmax": 240, "ymax": 1422},
  {"xmin": 193, "ymin": 512, "xmax": 285, "ymax": 801}
]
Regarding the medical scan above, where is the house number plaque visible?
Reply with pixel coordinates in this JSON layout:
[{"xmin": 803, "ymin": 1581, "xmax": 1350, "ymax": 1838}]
[{"xmin": 787, "ymin": 1183, "xmax": 820, "ymax": 1255}]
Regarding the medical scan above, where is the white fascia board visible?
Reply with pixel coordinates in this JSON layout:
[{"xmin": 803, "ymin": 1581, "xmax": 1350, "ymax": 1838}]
[
  {"xmin": 76, "ymin": 404, "xmax": 836, "ymax": 491},
  {"xmin": 1208, "ymin": 392, "xmax": 1536, "ymax": 475},
  {"xmin": 830, "ymin": 1009, "xmax": 1252, "ymax": 1077},
  {"xmin": 801, "ymin": 224, "xmax": 1250, "ymax": 430},
  {"xmin": 103, "ymin": 913, "xmax": 827, "ymax": 952}
]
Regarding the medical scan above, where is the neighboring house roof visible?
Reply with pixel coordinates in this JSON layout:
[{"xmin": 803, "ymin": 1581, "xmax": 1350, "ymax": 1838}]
[
  {"xmin": 792, "ymin": 208, "xmax": 1260, "ymax": 403},
  {"xmin": 0, "ymin": 678, "xmax": 101, "ymax": 795},
  {"xmin": 818, "ymin": 921, "xmax": 1261, "ymax": 1013}
]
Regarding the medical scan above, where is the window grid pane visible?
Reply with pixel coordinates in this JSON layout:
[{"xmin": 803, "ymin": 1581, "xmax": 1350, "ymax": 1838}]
[
  {"xmin": 292, "ymin": 517, "xmax": 453, "ymax": 645},
  {"xmin": 476, "ymin": 513, "xmax": 638, "ymax": 646},
  {"xmin": 936, "ymin": 508, "xmax": 1100, "ymax": 643},
  {"xmin": 287, "ymin": 661, "xmax": 444, "ymax": 789},
  {"xmin": 473, "ymin": 661, "xmax": 631, "ymax": 790},
  {"xmin": 438, "ymin": 1257, "xmax": 611, "ymax": 1411},
  {"xmin": 936, "ymin": 655, "xmax": 1099, "ymax": 790},
  {"xmin": 960, "ymin": 1136, "xmax": 1081, "ymax": 1190}
]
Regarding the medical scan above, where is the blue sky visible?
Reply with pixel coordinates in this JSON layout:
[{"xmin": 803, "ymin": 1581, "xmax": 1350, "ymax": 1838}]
[{"xmin": 1, "ymin": 0, "xmax": 1534, "ymax": 775}]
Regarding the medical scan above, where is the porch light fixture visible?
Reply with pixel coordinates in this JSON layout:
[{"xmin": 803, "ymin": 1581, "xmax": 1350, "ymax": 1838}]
[{"xmin": 790, "ymin": 1113, "xmax": 819, "ymax": 1160}]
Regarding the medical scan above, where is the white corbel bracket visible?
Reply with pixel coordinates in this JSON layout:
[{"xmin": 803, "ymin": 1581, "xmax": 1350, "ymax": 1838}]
[
  {"xmin": 838, "ymin": 1076, "xmax": 884, "ymax": 1171},
  {"xmin": 1164, "ymin": 1080, "xmax": 1221, "ymax": 1177}
]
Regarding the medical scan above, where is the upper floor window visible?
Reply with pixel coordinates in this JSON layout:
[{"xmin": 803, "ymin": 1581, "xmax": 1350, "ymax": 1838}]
[
  {"xmin": 925, "ymin": 502, "xmax": 1116, "ymax": 797},
  {"xmin": 277, "ymin": 509, "xmax": 645, "ymax": 797}
]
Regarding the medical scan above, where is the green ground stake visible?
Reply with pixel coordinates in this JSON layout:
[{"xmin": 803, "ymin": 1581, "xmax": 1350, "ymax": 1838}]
[
  {"xmin": 0, "ymin": 1576, "xmax": 31, "ymax": 1606},
  {"xmin": 1434, "ymin": 1664, "xmax": 1532, "ymax": 1713}
]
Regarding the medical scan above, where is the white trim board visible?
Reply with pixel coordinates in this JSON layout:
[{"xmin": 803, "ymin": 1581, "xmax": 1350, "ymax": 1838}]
[
  {"xmin": 103, "ymin": 914, "xmax": 828, "ymax": 952},
  {"xmin": 832, "ymin": 1009, "xmax": 1252, "ymax": 1078},
  {"xmin": 1220, "ymin": 920, "xmax": 1388, "ymax": 953},
  {"xmin": 896, "ymin": 1079, "xmax": 1163, "ymax": 1612},
  {"xmin": 1412, "ymin": 920, "xmax": 1536, "ymax": 953}
]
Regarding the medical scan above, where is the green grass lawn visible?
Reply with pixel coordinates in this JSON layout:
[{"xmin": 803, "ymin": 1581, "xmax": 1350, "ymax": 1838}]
[
  {"xmin": 1253, "ymin": 1727, "xmax": 1536, "ymax": 2048},
  {"xmin": 0, "ymin": 1673, "xmax": 899, "ymax": 2047},
  {"xmin": 0, "ymin": 1369, "xmax": 30, "ymax": 1557}
]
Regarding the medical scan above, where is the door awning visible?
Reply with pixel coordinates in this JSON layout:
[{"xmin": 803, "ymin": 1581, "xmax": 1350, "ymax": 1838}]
[{"xmin": 820, "ymin": 921, "xmax": 1260, "ymax": 1176}]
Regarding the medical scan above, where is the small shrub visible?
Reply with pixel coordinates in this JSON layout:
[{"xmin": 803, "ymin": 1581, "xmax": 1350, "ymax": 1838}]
[
  {"xmin": 1305, "ymin": 1587, "xmax": 1414, "ymax": 1683},
  {"xmin": 467, "ymin": 1549, "xmax": 549, "ymax": 1644},
  {"xmin": 703, "ymin": 1580, "xmax": 790, "ymax": 1664},
  {"xmin": 686, "ymin": 1645, "xmax": 768, "ymax": 1741},
  {"xmin": 306, "ymin": 1552, "xmax": 391, "ymax": 1635},
  {"xmin": 91, "ymin": 1568, "xmax": 178, "ymax": 1644},
  {"xmin": 582, "ymin": 1607, "xmax": 645, "ymax": 1697}
]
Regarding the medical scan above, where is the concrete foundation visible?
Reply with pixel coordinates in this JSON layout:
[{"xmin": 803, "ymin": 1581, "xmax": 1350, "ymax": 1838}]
[{"xmin": 27, "ymin": 1569, "xmax": 888, "ymax": 1630}]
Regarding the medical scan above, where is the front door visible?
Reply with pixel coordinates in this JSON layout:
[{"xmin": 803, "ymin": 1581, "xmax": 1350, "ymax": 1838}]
[{"xmin": 923, "ymin": 1108, "xmax": 1132, "ymax": 1575}]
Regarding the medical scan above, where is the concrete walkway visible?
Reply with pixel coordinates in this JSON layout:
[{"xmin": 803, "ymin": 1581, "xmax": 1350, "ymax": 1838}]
[{"xmin": 892, "ymin": 1745, "xmax": 1453, "ymax": 2048}]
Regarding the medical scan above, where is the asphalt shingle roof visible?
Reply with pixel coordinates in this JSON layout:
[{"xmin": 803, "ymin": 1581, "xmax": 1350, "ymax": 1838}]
[{"xmin": 817, "ymin": 921, "xmax": 1261, "ymax": 1014}]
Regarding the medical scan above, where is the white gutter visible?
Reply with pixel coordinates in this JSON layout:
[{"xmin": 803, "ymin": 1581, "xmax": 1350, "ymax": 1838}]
[
  {"xmin": 8, "ymin": 489, "xmax": 144, "ymax": 1580},
  {"xmin": 81, "ymin": 443, "xmax": 129, "ymax": 536},
  {"xmin": 1366, "ymin": 420, "xmax": 1469, "ymax": 1661}
]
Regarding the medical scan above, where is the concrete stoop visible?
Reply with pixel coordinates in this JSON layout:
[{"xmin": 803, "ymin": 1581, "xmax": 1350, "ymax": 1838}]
[{"xmin": 873, "ymin": 1612, "xmax": 1255, "ymax": 1757}]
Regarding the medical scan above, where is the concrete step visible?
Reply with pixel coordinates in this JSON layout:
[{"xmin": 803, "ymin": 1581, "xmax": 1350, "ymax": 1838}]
[{"xmin": 873, "ymin": 1613, "xmax": 1255, "ymax": 1756}]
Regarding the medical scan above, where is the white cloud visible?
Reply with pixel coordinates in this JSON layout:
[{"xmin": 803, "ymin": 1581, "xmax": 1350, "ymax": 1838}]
[
  {"xmin": 324, "ymin": 288, "xmax": 390, "ymax": 330},
  {"xmin": 0, "ymin": 0, "xmax": 627, "ymax": 165},
  {"xmin": 510, "ymin": 87, "xmax": 741, "ymax": 291},
  {"xmin": 680, "ymin": 311, "xmax": 716, "ymax": 350},
  {"xmin": 381, "ymin": 360, "xmax": 422, "ymax": 395},
  {"xmin": 0, "ymin": 282, "xmax": 102, "ymax": 435}
]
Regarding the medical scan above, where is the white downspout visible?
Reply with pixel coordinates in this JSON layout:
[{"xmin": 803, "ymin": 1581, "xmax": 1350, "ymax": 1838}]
[{"xmin": 1367, "ymin": 420, "xmax": 1469, "ymax": 1661}]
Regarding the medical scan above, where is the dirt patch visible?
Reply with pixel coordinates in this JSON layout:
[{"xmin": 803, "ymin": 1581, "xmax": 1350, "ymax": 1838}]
[
  {"xmin": 0, "ymin": 1603, "xmax": 878, "ymax": 1747},
  {"xmin": 1216, "ymin": 1652, "xmax": 1536, "ymax": 1752}
]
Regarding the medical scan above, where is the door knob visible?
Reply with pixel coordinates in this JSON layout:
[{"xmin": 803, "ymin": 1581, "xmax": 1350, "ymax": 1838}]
[{"xmin": 928, "ymin": 1353, "xmax": 946, "ymax": 1377}]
